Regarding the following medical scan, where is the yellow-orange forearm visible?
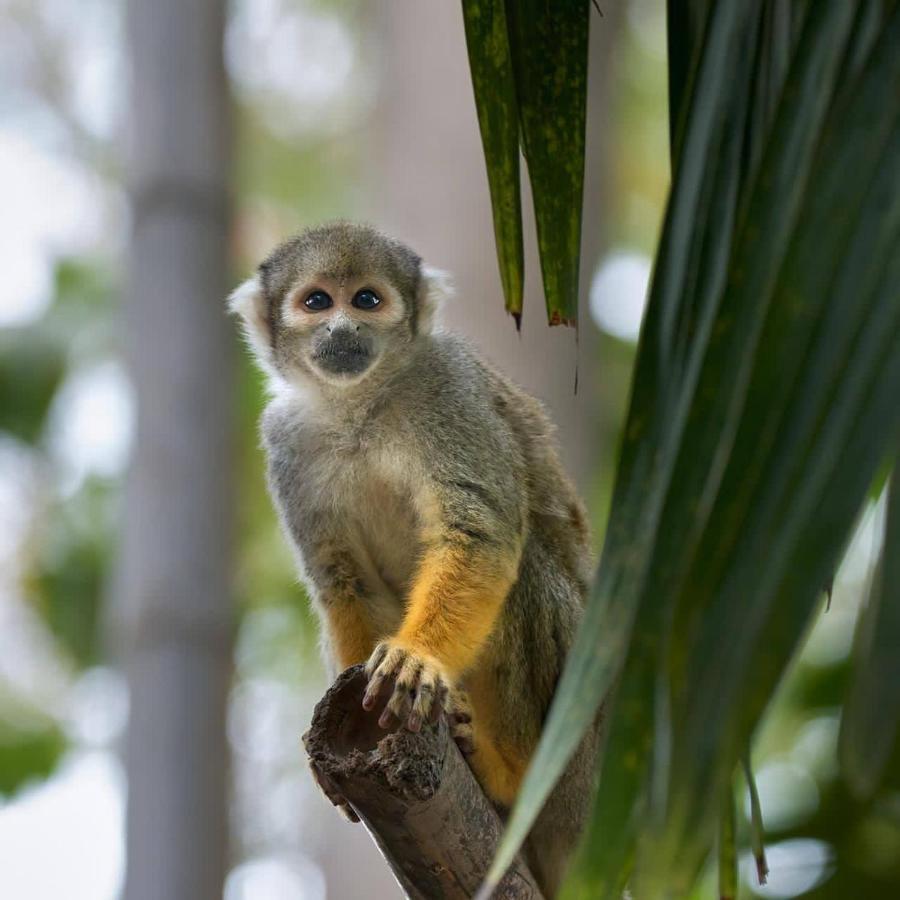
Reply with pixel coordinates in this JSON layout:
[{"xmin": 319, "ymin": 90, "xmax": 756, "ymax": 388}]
[{"xmin": 396, "ymin": 543, "xmax": 519, "ymax": 678}]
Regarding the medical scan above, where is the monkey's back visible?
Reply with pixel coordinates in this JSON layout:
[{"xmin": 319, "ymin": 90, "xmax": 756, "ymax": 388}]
[
  {"xmin": 410, "ymin": 333, "xmax": 597, "ymax": 892},
  {"xmin": 386, "ymin": 330, "xmax": 594, "ymax": 703}
]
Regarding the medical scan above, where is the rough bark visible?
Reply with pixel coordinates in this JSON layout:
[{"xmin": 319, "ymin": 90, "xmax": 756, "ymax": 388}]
[{"xmin": 304, "ymin": 666, "xmax": 545, "ymax": 900}]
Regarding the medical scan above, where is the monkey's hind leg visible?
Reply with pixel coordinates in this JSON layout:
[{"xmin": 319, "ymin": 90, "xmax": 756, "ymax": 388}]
[{"xmin": 461, "ymin": 687, "xmax": 530, "ymax": 809}]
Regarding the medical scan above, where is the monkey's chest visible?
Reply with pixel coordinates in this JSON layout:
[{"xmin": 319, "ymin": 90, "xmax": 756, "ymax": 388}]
[{"xmin": 341, "ymin": 469, "xmax": 423, "ymax": 609}]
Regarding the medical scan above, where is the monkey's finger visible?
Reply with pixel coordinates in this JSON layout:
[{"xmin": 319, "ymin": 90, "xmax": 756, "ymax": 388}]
[
  {"xmin": 407, "ymin": 669, "xmax": 441, "ymax": 732},
  {"xmin": 378, "ymin": 702, "xmax": 401, "ymax": 730},
  {"xmin": 337, "ymin": 802, "xmax": 360, "ymax": 824},
  {"xmin": 429, "ymin": 682, "xmax": 449, "ymax": 724},
  {"xmin": 363, "ymin": 645, "xmax": 405, "ymax": 710},
  {"xmin": 451, "ymin": 722, "xmax": 475, "ymax": 756},
  {"xmin": 396, "ymin": 655, "xmax": 434, "ymax": 731},
  {"xmin": 385, "ymin": 676, "xmax": 416, "ymax": 724},
  {"xmin": 361, "ymin": 670, "xmax": 393, "ymax": 712},
  {"xmin": 449, "ymin": 689, "xmax": 473, "ymax": 723},
  {"xmin": 364, "ymin": 641, "xmax": 390, "ymax": 678},
  {"xmin": 373, "ymin": 645, "xmax": 407, "ymax": 680},
  {"xmin": 408, "ymin": 682, "xmax": 437, "ymax": 733},
  {"xmin": 394, "ymin": 654, "xmax": 424, "ymax": 692}
]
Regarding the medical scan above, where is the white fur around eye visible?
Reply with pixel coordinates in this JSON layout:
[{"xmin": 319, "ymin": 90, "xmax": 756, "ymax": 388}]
[
  {"xmin": 228, "ymin": 275, "xmax": 275, "ymax": 373},
  {"xmin": 419, "ymin": 266, "xmax": 453, "ymax": 332}
]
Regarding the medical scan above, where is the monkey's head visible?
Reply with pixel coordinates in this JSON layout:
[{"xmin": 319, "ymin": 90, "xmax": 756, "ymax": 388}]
[{"xmin": 229, "ymin": 222, "xmax": 450, "ymax": 390}]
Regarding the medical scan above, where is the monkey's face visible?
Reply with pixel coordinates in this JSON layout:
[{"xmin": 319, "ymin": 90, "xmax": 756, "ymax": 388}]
[
  {"xmin": 229, "ymin": 223, "xmax": 448, "ymax": 392},
  {"xmin": 274, "ymin": 273, "xmax": 411, "ymax": 387}
]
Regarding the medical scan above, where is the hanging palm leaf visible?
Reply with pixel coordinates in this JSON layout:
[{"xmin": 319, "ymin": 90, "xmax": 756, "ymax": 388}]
[{"xmin": 462, "ymin": 0, "xmax": 589, "ymax": 326}]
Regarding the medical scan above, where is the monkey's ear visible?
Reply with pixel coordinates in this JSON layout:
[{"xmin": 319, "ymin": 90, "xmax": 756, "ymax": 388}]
[
  {"xmin": 228, "ymin": 275, "xmax": 275, "ymax": 371},
  {"xmin": 418, "ymin": 266, "xmax": 453, "ymax": 333}
]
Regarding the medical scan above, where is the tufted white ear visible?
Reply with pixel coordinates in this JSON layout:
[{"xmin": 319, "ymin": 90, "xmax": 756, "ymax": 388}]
[
  {"xmin": 418, "ymin": 266, "xmax": 453, "ymax": 333},
  {"xmin": 228, "ymin": 275, "xmax": 275, "ymax": 373}
]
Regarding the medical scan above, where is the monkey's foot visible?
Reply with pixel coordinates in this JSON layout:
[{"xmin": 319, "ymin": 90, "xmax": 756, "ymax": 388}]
[
  {"xmin": 448, "ymin": 689, "xmax": 475, "ymax": 755},
  {"xmin": 302, "ymin": 729, "xmax": 359, "ymax": 824},
  {"xmin": 362, "ymin": 641, "xmax": 453, "ymax": 733}
]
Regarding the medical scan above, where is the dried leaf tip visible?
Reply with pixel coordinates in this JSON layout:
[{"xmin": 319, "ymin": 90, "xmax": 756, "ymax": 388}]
[
  {"xmin": 548, "ymin": 310, "xmax": 577, "ymax": 327},
  {"xmin": 743, "ymin": 754, "xmax": 769, "ymax": 886}
]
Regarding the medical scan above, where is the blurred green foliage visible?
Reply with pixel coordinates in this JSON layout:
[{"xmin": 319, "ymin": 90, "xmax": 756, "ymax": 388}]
[
  {"xmin": 0, "ymin": 712, "xmax": 66, "ymax": 798},
  {"xmin": 473, "ymin": 2, "xmax": 900, "ymax": 897},
  {"xmin": 0, "ymin": 257, "xmax": 118, "ymax": 794},
  {"xmin": 26, "ymin": 479, "xmax": 114, "ymax": 668},
  {"xmin": 0, "ymin": 328, "xmax": 66, "ymax": 444}
]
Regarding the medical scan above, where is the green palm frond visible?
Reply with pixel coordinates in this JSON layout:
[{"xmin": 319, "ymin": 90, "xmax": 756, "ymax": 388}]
[{"xmin": 465, "ymin": 0, "xmax": 900, "ymax": 895}]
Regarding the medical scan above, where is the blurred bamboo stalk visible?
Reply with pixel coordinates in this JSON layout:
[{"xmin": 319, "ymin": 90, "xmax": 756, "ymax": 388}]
[{"xmin": 117, "ymin": 1, "xmax": 234, "ymax": 898}]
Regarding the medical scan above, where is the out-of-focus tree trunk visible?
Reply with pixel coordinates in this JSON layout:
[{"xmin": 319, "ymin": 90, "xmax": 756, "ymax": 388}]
[
  {"xmin": 367, "ymin": 1, "xmax": 623, "ymax": 501},
  {"xmin": 117, "ymin": 2, "xmax": 233, "ymax": 899}
]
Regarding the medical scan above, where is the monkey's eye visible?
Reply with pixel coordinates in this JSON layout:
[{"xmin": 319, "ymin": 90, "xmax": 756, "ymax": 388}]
[
  {"xmin": 304, "ymin": 290, "xmax": 332, "ymax": 311},
  {"xmin": 352, "ymin": 289, "xmax": 381, "ymax": 310}
]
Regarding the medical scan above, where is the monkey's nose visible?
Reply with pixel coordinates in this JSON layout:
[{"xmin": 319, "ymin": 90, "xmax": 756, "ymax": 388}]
[{"xmin": 328, "ymin": 325, "xmax": 359, "ymax": 343}]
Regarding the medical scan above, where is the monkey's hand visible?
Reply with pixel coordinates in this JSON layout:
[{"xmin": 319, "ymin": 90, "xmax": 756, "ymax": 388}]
[{"xmin": 363, "ymin": 640, "xmax": 454, "ymax": 733}]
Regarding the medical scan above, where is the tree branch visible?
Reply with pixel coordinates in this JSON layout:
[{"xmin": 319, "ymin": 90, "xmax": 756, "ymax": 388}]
[{"xmin": 304, "ymin": 666, "xmax": 544, "ymax": 899}]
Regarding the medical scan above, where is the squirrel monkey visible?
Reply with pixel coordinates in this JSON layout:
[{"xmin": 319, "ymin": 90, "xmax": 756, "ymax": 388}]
[{"xmin": 230, "ymin": 222, "xmax": 597, "ymax": 895}]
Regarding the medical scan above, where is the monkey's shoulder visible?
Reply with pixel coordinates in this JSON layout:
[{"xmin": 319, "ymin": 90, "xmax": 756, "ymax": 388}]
[
  {"xmin": 410, "ymin": 333, "xmax": 562, "ymax": 462},
  {"xmin": 398, "ymin": 333, "xmax": 547, "ymax": 430}
]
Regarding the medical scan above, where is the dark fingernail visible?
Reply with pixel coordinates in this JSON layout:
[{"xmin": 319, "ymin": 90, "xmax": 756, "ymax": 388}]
[
  {"xmin": 378, "ymin": 709, "xmax": 394, "ymax": 729},
  {"xmin": 407, "ymin": 713, "xmax": 422, "ymax": 733},
  {"xmin": 363, "ymin": 677, "xmax": 383, "ymax": 710}
]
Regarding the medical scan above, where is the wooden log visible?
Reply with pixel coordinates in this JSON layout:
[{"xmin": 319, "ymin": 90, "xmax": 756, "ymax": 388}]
[{"xmin": 304, "ymin": 665, "xmax": 545, "ymax": 900}]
